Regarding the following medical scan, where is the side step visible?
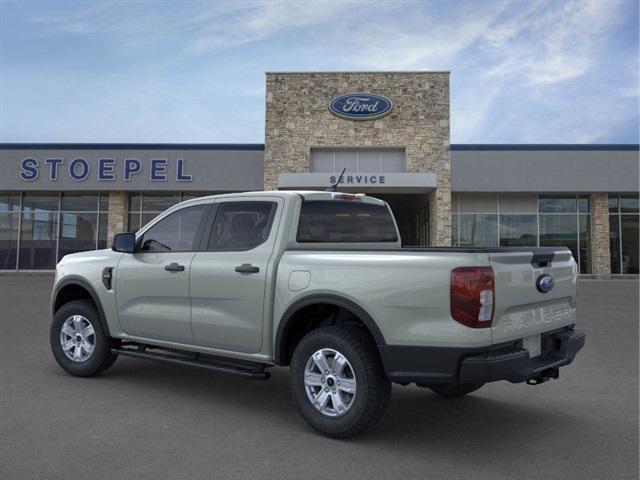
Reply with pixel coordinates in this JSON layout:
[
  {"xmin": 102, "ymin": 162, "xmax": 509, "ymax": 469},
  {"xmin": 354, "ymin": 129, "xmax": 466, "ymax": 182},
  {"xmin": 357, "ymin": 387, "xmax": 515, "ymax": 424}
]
[{"xmin": 112, "ymin": 344, "xmax": 270, "ymax": 380}]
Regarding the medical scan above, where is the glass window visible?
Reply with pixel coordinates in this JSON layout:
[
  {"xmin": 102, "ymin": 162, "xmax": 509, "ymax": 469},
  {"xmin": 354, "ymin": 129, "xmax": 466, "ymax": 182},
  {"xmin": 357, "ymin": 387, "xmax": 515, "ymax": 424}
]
[
  {"xmin": 142, "ymin": 193, "xmax": 181, "ymax": 212},
  {"xmin": 98, "ymin": 193, "xmax": 109, "ymax": 212},
  {"xmin": 0, "ymin": 212, "xmax": 19, "ymax": 269},
  {"xmin": 181, "ymin": 192, "xmax": 209, "ymax": 202},
  {"xmin": 458, "ymin": 214, "xmax": 498, "ymax": 247},
  {"xmin": 0, "ymin": 192, "xmax": 21, "ymax": 212},
  {"xmin": 451, "ymin": 214, "xmax": 459, "ymax": 246},
  {"xmin": 609, "ymin": 194, "xmax": 639, "ymax": 275},
  {"xmin": 620, "ymin": 194, "xmax": 639, "ymax": 214},
  {"xmin": 208, "ymin": 202, "xmax": 277, "ymax": 250},
  {"xmin": 311, "ymin": 149, "xmax": 405, "ymax": 173},
  {"xmin": 61, "ymin": 193, "xmax": 99, "ymax": 211},
  {"xmin": 499, "ymin": 214, "xmax": 537, "ymax": 247},
  {"xmin": 297, "ymin": 201, "xmax": 397, "ymax": 243},
  {"xmin": 139, "ymin": 205, "xmax": 207, "ymax": 252},
  {"xmin": 381, "ymin": 150, "xmax": 405, "ymax": 172},
  {"xmin": 539, "ymin": 214, "xmax": 578, "ymax": 267},
  {"xmin": 578, "ymin": 215, "xmax": 591, "ymax": 274},
  {"xmin": 311, "ymin": 151, "xmax": 334, "ymax": 173},
  {"xmin": 357, "ymin": 151, "xmax": 380, "ymax": 171},
  {"xmin": 538, "ymin": 195, "xmax": 577, "ymax": 213},
  {"xmin": 609, "ymin": 215, "xmax": 621, "ymax": 274},
  {"xmin": 98, "ymin": 213, "xmax": 108, "ymax": 250},
  {"xmin": 129, "ymin": 193, "xmax": 142, "ymax": 212},
  {"xmin": 141, "ymin": 212, "xmax": 162, "ymax": 229},
  {"xmin": 578, "ymin": 195, "xmax": 590, "ymax": 214},
  {"xmin": 22, "ymin": 193, "xmax": 59, "ymax": 212},
  {"xmin": 334, "ymin": 152, "xmax": 357, "ymax": 173},
  {"xmin": 58, "ymin": 213, "xmax": 98, "ymax": 260},
  {"xmin": 620, "ymin": 215, "xmax": 639, "ymax": 274},
  {"xmin": 19, "ymin": 211, "xmax": 58, "ymax": 269},
  {"xmin": 128, "ymin": 213, "xmax": 141, "ymax": 233}
]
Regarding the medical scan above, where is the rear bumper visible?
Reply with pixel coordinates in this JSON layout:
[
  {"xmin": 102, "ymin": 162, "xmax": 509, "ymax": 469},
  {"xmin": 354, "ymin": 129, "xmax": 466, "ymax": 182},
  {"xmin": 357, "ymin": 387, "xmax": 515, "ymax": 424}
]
[{"xmin": 380, "ymin": 327, "xmax": 585, "ymax": 385}]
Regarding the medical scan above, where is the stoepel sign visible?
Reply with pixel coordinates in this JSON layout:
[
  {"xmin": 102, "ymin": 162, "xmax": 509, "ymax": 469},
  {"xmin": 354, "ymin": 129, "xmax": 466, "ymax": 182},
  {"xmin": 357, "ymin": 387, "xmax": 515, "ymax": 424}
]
[
  {"xmin": 329, "ymin": 93, "xmax": 393, "ymax": 120},
  {"xmin": 19, "ymin": 157, "xmax": 192, "ymax": 182}
]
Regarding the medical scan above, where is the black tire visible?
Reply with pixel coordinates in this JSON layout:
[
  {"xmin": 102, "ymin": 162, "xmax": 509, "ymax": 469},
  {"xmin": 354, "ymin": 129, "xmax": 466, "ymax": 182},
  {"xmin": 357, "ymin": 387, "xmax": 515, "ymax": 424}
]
[
  {"xmin": 289, "ymin": 326, "xmax": 391, "ymax": 438},
  {"xmin": 428, "ymin": 383, "xmax": 484, "ymax": 398},
  {"xmin": 50, "ymin": 299, "xmax": 118, "ymax": 377}
]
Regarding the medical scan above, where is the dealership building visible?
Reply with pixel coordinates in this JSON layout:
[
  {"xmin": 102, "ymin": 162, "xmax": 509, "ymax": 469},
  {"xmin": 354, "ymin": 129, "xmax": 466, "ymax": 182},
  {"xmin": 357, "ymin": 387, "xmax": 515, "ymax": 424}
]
[{"xmin": 0, "ymin": 72, "xmax": 638, "ymax": 276}]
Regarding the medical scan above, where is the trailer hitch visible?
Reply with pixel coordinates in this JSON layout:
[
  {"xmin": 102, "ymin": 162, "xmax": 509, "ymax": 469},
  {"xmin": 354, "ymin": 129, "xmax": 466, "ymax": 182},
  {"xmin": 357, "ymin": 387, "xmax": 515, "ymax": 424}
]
[{"xmin": 526, "ymin": 367, "xmax": 559, "ymax": 385}]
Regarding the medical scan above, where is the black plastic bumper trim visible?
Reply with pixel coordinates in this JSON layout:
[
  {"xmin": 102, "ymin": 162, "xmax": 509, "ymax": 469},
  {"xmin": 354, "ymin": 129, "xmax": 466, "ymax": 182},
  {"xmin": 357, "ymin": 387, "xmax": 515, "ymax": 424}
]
[{"xmin": 382, "ymin": 328, "xmax": 585, "ymax": 385}]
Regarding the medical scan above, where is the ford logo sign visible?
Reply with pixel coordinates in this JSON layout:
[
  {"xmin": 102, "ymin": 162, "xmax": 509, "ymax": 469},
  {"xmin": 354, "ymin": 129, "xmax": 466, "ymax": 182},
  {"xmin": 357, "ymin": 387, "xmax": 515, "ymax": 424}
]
[
  {"xmin": 536, "ymin": 274, "xmax": 555, "ymax": 293},
  {"xmin": 329, "ymin": 93, "xmax": 393, "ymax": 120}
]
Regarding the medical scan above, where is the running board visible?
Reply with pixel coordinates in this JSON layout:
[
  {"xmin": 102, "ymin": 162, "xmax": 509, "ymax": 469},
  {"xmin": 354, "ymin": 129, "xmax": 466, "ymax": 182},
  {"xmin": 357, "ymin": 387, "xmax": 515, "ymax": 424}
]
[{"xmin": 112, "ymin": 346, "xmax": 270, "ymax": 380}]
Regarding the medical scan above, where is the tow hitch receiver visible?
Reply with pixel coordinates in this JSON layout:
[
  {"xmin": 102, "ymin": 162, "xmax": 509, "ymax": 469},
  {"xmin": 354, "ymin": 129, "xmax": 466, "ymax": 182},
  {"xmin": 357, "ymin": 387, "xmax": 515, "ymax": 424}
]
[{"xmin": 527, "ymin": 367, "xmax": 559, "ymax": 385}]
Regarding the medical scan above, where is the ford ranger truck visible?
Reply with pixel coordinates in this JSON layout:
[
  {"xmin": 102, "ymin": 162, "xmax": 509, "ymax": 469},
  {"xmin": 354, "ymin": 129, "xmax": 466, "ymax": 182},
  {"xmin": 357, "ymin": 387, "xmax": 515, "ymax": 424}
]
[{"xmin": 50, "ymin": 191, "xmax": 585, "ymax": 438}]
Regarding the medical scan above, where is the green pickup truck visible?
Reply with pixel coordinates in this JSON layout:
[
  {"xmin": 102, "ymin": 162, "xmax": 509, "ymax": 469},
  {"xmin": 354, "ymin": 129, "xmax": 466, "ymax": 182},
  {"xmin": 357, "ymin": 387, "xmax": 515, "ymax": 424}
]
[{"xmin": 50, "ymin": 190, "xmax": 585, "ymax": 438}]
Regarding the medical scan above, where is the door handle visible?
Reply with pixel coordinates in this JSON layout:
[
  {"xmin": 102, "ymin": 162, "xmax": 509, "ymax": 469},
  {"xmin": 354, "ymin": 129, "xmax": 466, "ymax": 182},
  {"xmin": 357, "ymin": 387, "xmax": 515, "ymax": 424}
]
[
  {"xmin": 164, "ymin": 262, "xmax": 185, "ymax": 272},
  {"xmin": 235, "ymin": 263, "xmax": 260, "ymax": 274}
]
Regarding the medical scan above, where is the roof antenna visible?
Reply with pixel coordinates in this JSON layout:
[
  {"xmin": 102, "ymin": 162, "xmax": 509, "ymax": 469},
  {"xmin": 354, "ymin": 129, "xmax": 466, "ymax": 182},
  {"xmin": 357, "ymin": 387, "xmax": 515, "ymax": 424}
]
[{"xmin": 326, "ymin": 168, "xmax": 346, "ymax": 192}]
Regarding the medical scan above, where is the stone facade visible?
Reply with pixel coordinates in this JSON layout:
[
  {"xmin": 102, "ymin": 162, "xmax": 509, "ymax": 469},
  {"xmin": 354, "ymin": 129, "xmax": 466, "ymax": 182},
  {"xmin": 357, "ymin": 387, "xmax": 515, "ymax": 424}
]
[
  {"xmin": 264, "ymin": 72, "xmax": 451, "ymax": 246},
  {"xmin": 106, "ymin": 191, "xmax": 129, "ymax": 247},
  {"xmin": 590, "ymin": 192, "xmax": 611, "ymax": 277}
]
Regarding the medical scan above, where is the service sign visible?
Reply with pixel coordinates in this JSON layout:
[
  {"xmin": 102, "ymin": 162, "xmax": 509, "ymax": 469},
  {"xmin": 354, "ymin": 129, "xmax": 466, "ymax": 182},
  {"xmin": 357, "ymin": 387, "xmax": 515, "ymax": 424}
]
[{"xmin": 329, "ymin": 93, "xmax": 393, "ymax": 120}]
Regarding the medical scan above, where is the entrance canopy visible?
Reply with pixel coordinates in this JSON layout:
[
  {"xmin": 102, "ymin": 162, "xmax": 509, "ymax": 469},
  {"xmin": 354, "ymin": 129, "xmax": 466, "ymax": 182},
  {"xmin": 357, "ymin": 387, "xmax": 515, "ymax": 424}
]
[{"xmin": 277, "ymin": 172, "xmax": 437, "ymax": 193}]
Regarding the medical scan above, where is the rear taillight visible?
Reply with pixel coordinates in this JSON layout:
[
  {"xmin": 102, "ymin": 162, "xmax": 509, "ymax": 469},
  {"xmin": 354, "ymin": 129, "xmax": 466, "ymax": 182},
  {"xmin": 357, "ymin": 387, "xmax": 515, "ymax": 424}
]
[{"xmin": 450, "ymin": 267, "xmax": 495, "ymax": 329}]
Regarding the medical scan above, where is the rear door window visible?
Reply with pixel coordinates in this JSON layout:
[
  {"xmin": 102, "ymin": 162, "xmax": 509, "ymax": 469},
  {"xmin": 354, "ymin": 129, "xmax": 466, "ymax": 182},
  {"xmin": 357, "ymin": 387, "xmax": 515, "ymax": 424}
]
[
  {"xmin": 297, "ymin": 201, "xmax": 398, "ymax": 243},
  {"xmin": 206, "ymin": 201, "xmax": 277, "ymax": 251}
]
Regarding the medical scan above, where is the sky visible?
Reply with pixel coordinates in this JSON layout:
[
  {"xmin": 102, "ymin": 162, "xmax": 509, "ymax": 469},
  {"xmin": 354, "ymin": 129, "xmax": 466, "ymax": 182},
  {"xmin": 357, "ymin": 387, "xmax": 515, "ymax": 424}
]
[{"xmin": 0, "ymin": 0, "xmax": 638, "ymax": 144}]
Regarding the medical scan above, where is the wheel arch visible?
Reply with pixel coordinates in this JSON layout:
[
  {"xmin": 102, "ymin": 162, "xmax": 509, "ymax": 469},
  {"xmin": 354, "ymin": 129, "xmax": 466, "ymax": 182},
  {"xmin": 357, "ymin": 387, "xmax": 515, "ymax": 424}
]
[
  {"xmin": 274, "ymin": 294, "xmax": 387, "ymax": 366},
  {"xmin": 52, "ymin": 276, "xmax": 110, "ymax": 335}
]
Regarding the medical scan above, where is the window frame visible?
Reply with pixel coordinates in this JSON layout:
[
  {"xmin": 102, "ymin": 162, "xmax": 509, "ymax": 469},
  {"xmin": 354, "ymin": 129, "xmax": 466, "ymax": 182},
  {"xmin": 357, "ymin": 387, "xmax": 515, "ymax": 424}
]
[
  {"xmin": 201, "ymin": 200, "xmax": 279, "ymax": 252},
  {"xmin": 135, "ymin": 203, "xmax": 211, "ymax": 254}
]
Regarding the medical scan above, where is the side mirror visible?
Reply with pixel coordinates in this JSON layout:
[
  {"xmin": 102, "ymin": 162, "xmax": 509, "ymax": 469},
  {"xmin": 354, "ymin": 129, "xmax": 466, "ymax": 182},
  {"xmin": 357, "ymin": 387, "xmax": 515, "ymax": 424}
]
[{"xmin": 112, "ymin": 232, "xmax": 136, "ymax": 253}]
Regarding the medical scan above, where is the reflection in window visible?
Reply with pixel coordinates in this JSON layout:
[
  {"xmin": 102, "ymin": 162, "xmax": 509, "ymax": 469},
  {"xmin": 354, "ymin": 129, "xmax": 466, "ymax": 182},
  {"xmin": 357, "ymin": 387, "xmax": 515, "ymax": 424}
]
[
  {"xmin": 499, "ymin": 215, "xmax": 537, "ymax": 247},
  {"xmin": 58, "ymin": 213, "xmax": 98, "ymax": 261},
  {"xmin": 620, "ymin": 216, "xmax": 639, "ymax": 274},
  {"xmin": 128, "ymin": 192, "xmax": 218, "ymax": 232},
  {"xmin": 538, "ymin": 195, "xmax": 578, "ymax": 214},
  {"xmin": 458, "ymin": 214, "xmax": 498, "ymax": 247},
  {"xmin": 0, "ymin": 212, "xmax": 19, "ymax": 269},
  {"xmin": 609, "ymin": 194, "xmax": 639, "ymax": 274},
  {"xmin": 139, "ymin": 205, "xmax": 207, "ymax": 252},
  {"xmin": 539, "ymin": 215, "xmax": 578, "ymax": 265},
  {"xmin": 0, "ymin": 192, "xmax": 20, "ymax": 212},
  {"xmin": 209, "ymin": 202, "xmax": 277, "ymax": 249},
  {"xmin": 19, "ymin": 211, "xmax": 58, "ymax": 269},
  {"xmin": 578, "ymin": 215, "xmax": 591, "ymax": 275}
]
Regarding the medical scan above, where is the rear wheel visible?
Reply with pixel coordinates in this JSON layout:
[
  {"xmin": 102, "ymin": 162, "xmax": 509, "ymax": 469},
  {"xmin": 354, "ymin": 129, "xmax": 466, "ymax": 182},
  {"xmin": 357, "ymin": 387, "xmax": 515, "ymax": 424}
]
[
  {"xmin": 289, "ymin": 326, "xmax": 391, "ymax": 438},
  {"xmin": 428, "ymin": 383, "xmax": 484, "ymax": 398},
  {"xmin": 50, "ymin": 300, "xmax": 118, "ymax": 377}
]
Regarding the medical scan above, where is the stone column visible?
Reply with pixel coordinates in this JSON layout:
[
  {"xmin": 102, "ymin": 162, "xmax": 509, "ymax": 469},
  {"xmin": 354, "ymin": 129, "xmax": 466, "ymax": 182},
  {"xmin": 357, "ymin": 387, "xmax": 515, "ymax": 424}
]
[
  {"xmin": 107, "ymin": 191, "xmax": 129, "ymax": 247},
  {"xmin": 590, "ymin": 192, "xmax": 611, "ymax": 278},
  {"xmin": 429, "ymin": 188, "xmax": 452, "ymax": 246}
]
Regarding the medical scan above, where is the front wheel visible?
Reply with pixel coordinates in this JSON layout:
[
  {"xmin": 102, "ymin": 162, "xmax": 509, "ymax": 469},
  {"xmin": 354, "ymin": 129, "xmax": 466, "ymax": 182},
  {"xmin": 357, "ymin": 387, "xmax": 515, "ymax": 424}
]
[
  {"xmin": 289, "ymin": 326, "xmax": 391, "ymax": 438},
  {"xmin": 50, "ymin": 300, "xmax": 118, "ymax": 377}
]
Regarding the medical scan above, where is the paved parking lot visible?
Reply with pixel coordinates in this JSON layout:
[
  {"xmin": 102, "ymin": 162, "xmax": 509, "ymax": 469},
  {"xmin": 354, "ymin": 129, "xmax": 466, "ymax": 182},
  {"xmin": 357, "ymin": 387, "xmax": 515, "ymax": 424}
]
[{"xmin": 1, "ymin": 276, "xmax": 638, "ymax": 480}]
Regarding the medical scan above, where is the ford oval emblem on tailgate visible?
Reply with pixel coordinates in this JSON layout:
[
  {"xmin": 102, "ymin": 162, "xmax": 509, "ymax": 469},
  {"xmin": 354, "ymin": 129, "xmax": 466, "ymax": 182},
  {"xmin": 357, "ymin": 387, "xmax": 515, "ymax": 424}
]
[{"xmin": 536, "ymin": 274, "xmax": 555, "ymax": 293}]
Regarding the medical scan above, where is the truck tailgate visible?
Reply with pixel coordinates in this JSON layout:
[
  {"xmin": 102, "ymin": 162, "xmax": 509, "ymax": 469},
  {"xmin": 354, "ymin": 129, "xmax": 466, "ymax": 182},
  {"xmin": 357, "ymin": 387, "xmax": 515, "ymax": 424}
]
[{"xmin": 489, "ymin": 248, "xmax": 577, "ymax": 345}]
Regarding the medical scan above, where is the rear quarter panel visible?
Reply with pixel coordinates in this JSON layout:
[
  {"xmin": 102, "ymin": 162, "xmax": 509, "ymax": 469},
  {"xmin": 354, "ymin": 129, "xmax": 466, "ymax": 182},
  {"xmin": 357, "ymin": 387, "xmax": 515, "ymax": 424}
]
[{"xmin": 274, "ymin": 250, "xmax": 493, "ymax": 349}]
